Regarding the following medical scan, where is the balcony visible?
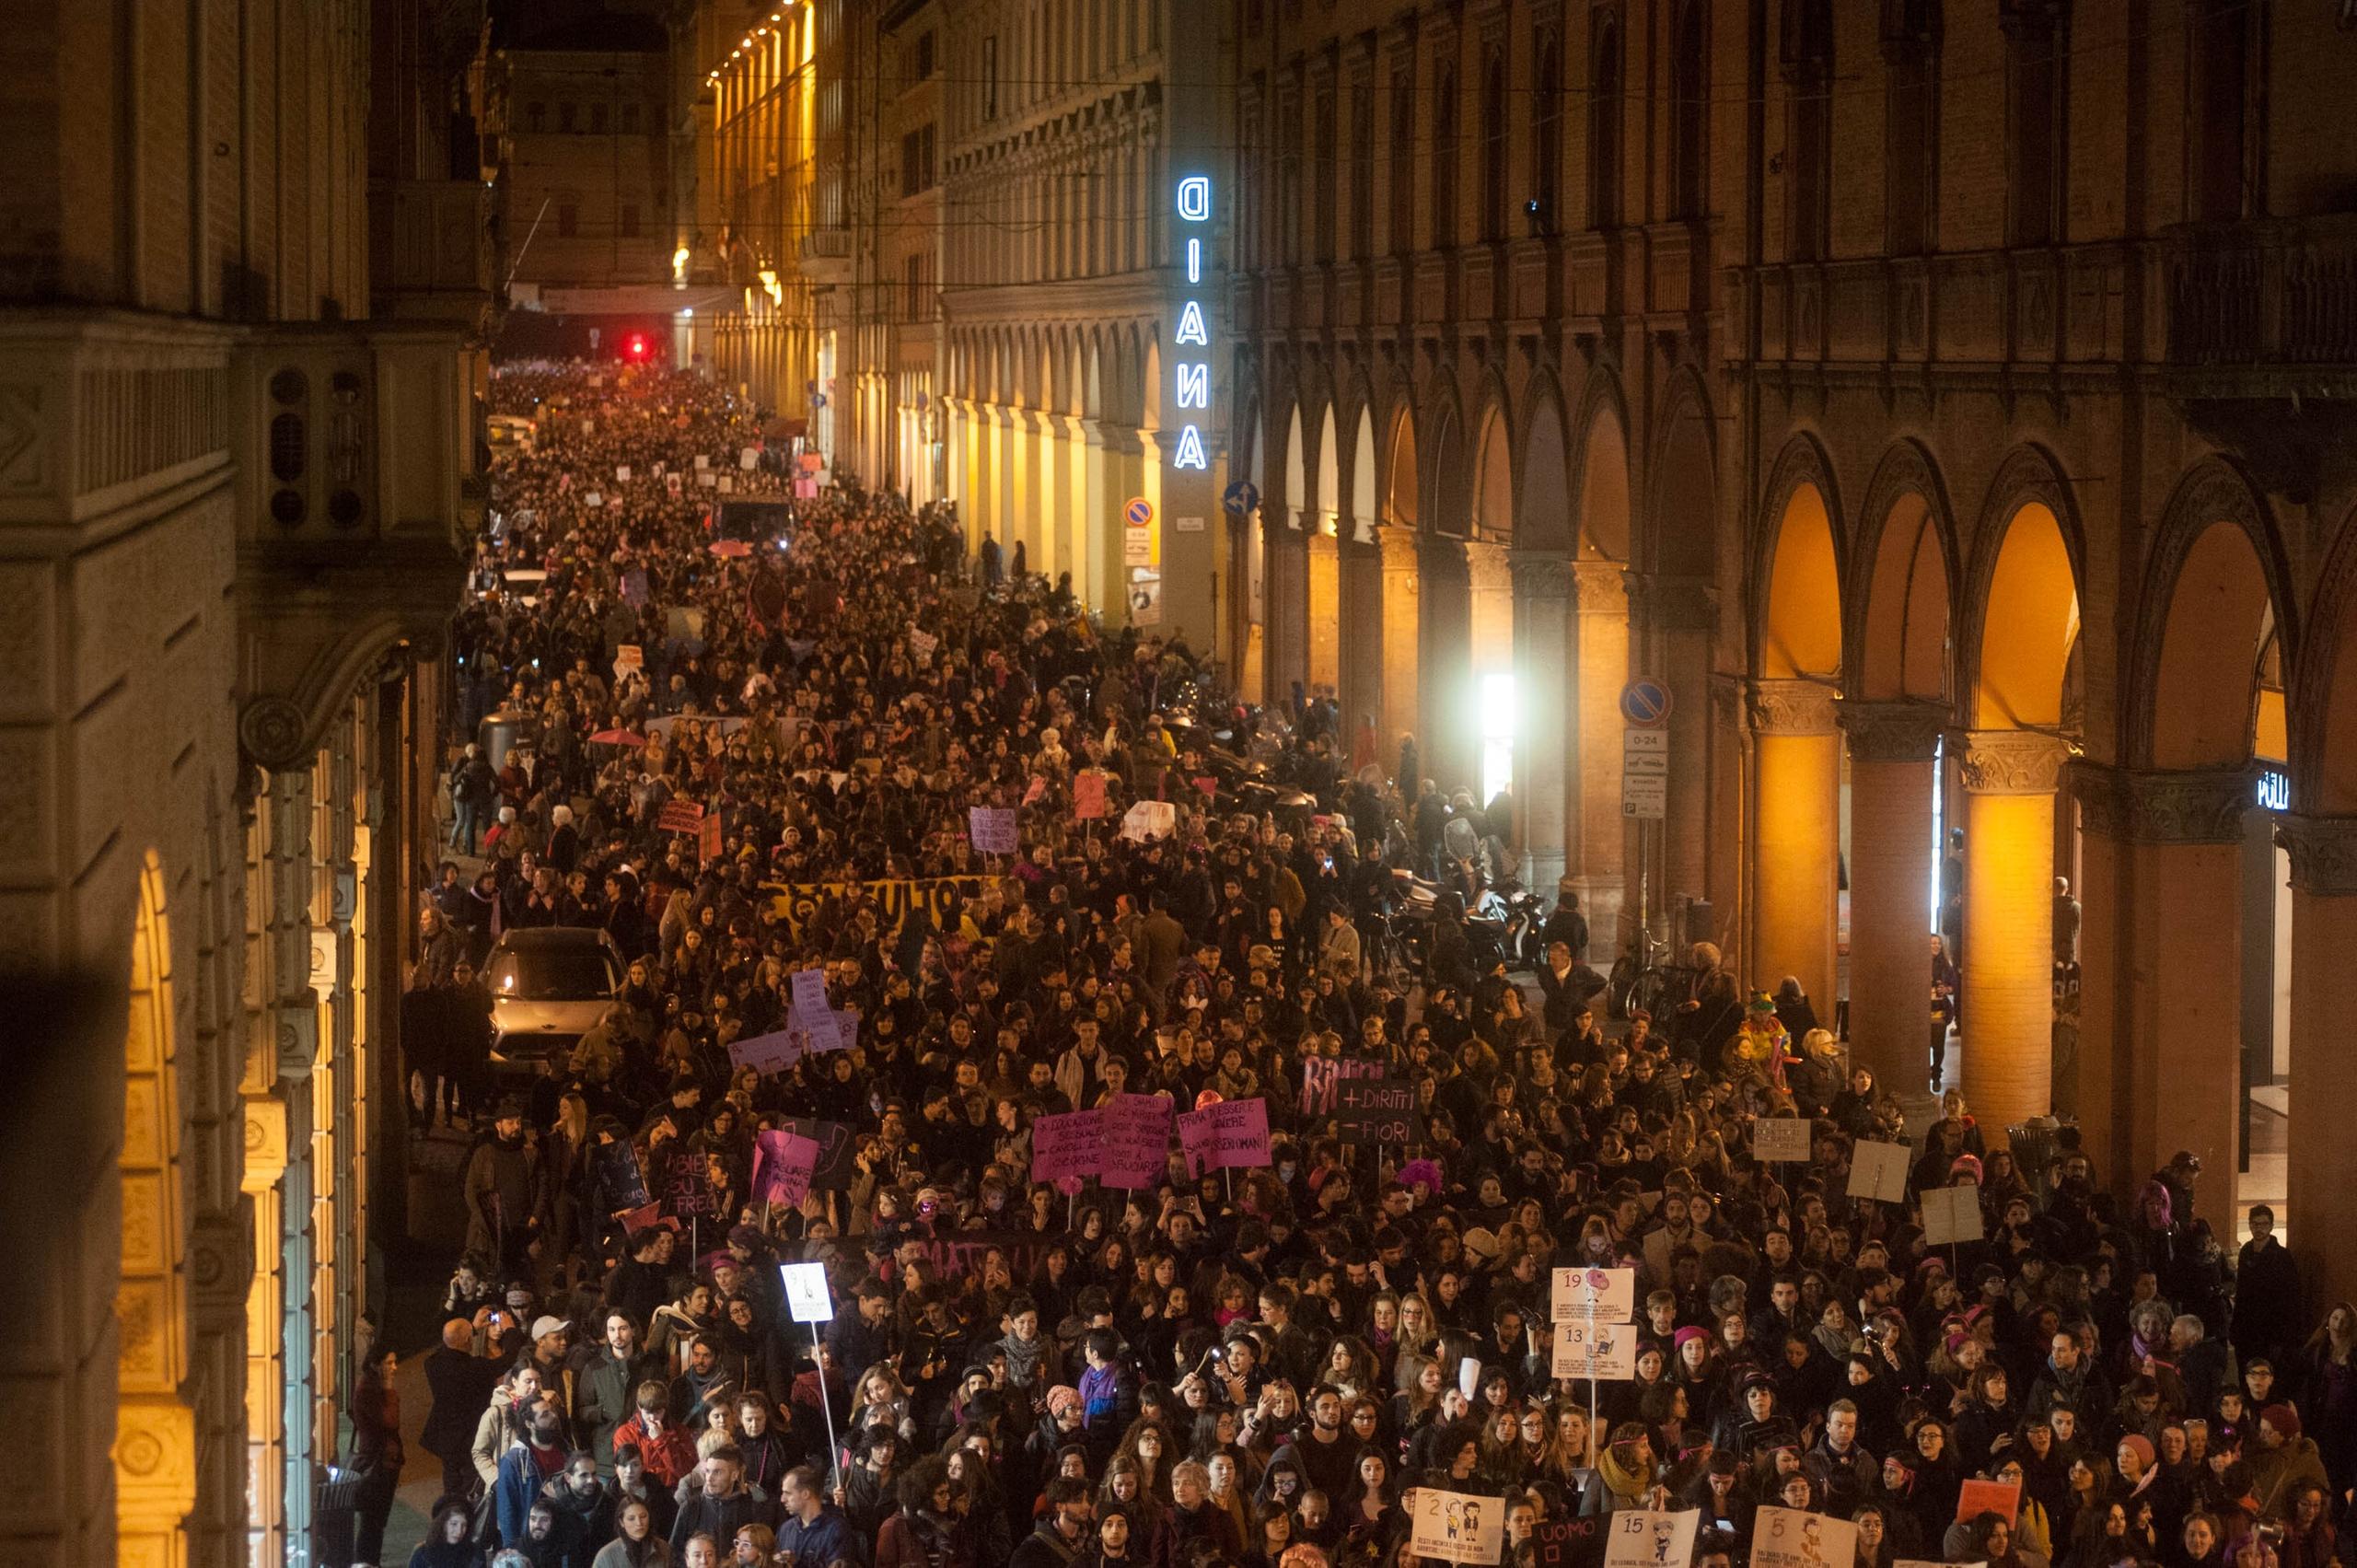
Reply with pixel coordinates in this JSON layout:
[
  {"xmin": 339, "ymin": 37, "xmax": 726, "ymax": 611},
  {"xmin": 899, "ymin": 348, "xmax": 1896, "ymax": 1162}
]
[
  {"xmin": 367, "ymin": 180, "xmax": 495, "ymax": 331},
  {"xmin": 802, "ymin": 227, "xmax": 851, "ymax": 287},
  {"xmin": 2164, "ymin": 215, "xmax": 2357, "ymax": 381}
]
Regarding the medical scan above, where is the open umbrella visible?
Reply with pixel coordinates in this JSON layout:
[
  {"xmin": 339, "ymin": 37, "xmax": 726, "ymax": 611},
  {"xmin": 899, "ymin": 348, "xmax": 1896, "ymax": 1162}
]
[
  {"xmin": 708, "ymin": 539, "xmax": 753, "ymax": 558},
  {"xmin": 588, "ymin": 729, "xmax": 649, "ymax": 747}
]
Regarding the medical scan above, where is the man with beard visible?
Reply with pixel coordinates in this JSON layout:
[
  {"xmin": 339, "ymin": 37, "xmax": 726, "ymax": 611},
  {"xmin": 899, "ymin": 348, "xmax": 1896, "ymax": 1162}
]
[
  {"xmin": 494, "ymin": 1398, "xmax": 572, "ymax": 1548},
  {"xmin": 464, "ymin": 1098, "xmax": 540, "ymax": 1278}
]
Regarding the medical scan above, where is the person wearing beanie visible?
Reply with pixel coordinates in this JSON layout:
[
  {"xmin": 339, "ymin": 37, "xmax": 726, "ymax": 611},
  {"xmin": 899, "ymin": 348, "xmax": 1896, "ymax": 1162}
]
[{"xmin": 2247, "ymin": 1403, "xmax": 2328, "ymax": 1519}]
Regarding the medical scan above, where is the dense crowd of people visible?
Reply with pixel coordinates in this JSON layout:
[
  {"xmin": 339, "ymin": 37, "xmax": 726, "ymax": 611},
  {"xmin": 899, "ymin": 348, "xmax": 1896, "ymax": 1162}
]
[{"xmin": 371, "ymin": 359, "xmax": 2357, "ymax": 1568}]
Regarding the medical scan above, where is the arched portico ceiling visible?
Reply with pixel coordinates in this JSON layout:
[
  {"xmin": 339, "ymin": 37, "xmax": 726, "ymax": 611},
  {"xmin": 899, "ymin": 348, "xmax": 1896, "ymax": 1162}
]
[
  {"xmin": 1473, "ymin": 402, "xmax": 1514, "ymax": 542},
  {"xmin": 1384, "ymin": 401, "xmax": 1421, "ymax": 529},
  {"xmin": 1644, "ymin": 372, "xmax": 1716, "ymax": 579}
]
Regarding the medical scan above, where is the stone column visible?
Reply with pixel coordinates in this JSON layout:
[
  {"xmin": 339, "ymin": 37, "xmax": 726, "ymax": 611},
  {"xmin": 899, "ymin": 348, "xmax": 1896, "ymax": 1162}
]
[
  {"xmin": 2072, "ymin": 764, "xmax": 2251, "ymax": 1188},
  {"xmin": 1377, "ymin": 525, "xmax": 1422, "ymax": 772},
  {"xmin": 1748, "ymin": 679, "xmax": 1842, "ymax": 1012},
  {"xmin": 1512, "ymin": 553, "xmax": 1574, "ymax": 899},
  {"xmin": 2280, "ymin": 813, "xmax": 2357, "ymax": 1310},
  {"xmin": 1419, "ymin": 536, "xmax": 1472, "ymax": 790},
  {"xmin": 1839, "ymin": 701, "xmax": 1948, "ymax": 1091},
  {"xmin": 1954, "ymin": 729, "xmax": 2073, "ymax": 1138},
  {"xmin": 1627, "ymin": 574, "xmax": 1719, "ymax": 923},
  {"xmin": 1571, "ymin": 562, "xmax": 1631, "ymax": 958}
]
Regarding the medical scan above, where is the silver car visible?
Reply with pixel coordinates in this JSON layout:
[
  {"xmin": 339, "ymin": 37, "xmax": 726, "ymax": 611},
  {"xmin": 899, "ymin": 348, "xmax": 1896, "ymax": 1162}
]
[{"xmin": 483, "ymin": 927, "xmax": 622, "ymax": 1076}]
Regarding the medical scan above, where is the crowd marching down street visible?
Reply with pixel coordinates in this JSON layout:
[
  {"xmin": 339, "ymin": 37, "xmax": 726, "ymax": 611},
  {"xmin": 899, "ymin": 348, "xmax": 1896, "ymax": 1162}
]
[{"xmin": 375, "ymin": 359, "xmax": 2357, "ymax": 1568}]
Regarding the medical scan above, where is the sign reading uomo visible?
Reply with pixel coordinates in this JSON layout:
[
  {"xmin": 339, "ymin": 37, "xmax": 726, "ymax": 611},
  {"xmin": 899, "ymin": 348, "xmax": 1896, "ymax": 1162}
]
[{"xmin": 1171, "ymin": 177, "xmax": 1213, "ymax": 471}]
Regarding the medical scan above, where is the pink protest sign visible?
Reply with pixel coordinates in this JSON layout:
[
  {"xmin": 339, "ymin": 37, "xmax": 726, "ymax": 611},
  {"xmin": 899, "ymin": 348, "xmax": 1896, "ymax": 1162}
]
[
  {"xmin": 728, "ymin": 1028, "xmax": 804, "ymax": 1076},
  {"xmin": 751, "ymin": 1130, "xmax": 822, "ymax": 1204},
  {"xmin": 1102, "ymin": 1093, "xmax": 1173, "ymax": 1188},
  {"xmin": 1178, "ymin": 1097, "xmax": 1271, "ymax": 1177},
  {"xmin": 969, "ymin": 806, "xmax": 1019, "ymax": 854},
  {"xmin": 1029, "ymin": 1109, "xmax": 1105, "ymax": 1185},
  {"xmin": 1074, "ymin": 770, "xmax": 1109, "ymax": 820}
]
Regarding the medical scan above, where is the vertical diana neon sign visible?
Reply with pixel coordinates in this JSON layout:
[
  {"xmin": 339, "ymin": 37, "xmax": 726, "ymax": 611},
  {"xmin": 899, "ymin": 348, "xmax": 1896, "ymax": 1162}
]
[{"xmin": 1171, "ymin": 176, "xmax": 1212, "ymax": 470}]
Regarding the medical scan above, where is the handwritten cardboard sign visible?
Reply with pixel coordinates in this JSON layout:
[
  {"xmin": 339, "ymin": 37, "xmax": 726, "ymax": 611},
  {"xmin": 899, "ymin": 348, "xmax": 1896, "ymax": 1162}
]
[
  {"xmin": 590, "ymin": 1140, "xmax": 651, "ymax": 1211},
  {"xmin": 1178, "ymin": 1097, "xmax": 1271, "ymax": 1177},
  {"xmin": 1120, "ymin": 800, "xmax": 1175, "ymax": 841},
  {"xmin": 1411, "ymin": 1488, "xmax": 1504, "ymax": 1565},
  {"xmin": 1849, "ymin": 1139, "xmax": 1911, "ymax": 1203},
  {"xmin": 1534, "ymin": 1516, "xmax": 1605, "ymax": 1568},
  {"xmin": 968, "ymin": 806, "xmax": 1019, "ymax": 854},
  {"xmin": 656, "ymin": 1145, "xmax": 719, "ymax": 1221},
  {"xmin": 1337, "ymin": 1076, "xmax": 1422, "ymax": 1145},
  {"xmin": 656, "ymin": 798, "xmax": 705, "ymax": 835},
  {"xmin": 1751, "ymin": 1509, "xmax": 1855, "ymax": 1568},
  {"xmin": 1074, "ymin": 770, "xmax": 1109, "ymax": 819},
  {"xmin": 1550, "ymin": 1266, "xmax": 1637, "ymax": 1323},
  {"xmin": 1922, "ymin": 1182, "xmax": 1984, "ymax": 1247},
  {"xmin": 1753, "ymin": 1116, "xmax": 1812, "ymax": 1162},
  {"xmin": 1030, "ymin": 1109, "xmax": 1106, "ymax": 1184},
  {"xmin": 728, "ymin": 1027, "xmax": 804, "ymax": 1076},
  {"xmin": 1955, "ymin": 1479, "xmax": 2019, "ymax": 1527},
  {"xmin": 772, "ymin": 1117, "xmax": 858, "ymax": 1191},
  {"xmin": 751, "ymin": 1131, "xmax": 821, "ymax": 1204},
  {"xmin": 1602, "ymin": 1510, "xmax": 1700, "ymax": 1568},
  {"xmin": 1102, "ymin": 1094, "xmax": 1172, "ymax": 1188},
  {"xmin": 1301, "ymin": 1053, "xmax": 1384, "ymax": 1114},
  {"xmin": 1552, "ymin": 1318, "xmax": 1643, "ymax": 1380}
]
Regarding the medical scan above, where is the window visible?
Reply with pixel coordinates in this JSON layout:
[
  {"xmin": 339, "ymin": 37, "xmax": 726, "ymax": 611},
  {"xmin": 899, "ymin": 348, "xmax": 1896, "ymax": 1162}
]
[
  {"xmin": 1883, "ymin": 0, "xmax": 1939, "ymax": 255},
  {"xmin": 1530, "ymin": 31, "xmax": 1562, "ymax": 235},
  {"xmin": 1783, "ymin": 0, "xmax": 1831, "ymax": 259},
  {"xmin": 622, "ymin": 102, "xmax": 642, "ymax": 134},
  {"xmin": 591, "ymin": 102, "xmax": 610, "ymax": 134},
  {"xmin": 903, "ymin": 251, "xmax": 931, "ymax": 320},
  {"xmin": 2191, "ymin": 0, "xmax": 2249, "ymax": 221},
  {"xmin": 621, "ymin": 203, "xmax": 640, "ymax": 238},
  {"xmin": 1588, "ymin": 15, "xmax": 1623, "ymax": 229},
  {"xmin": 526, "ymin": 101, "xmax": 546, "ymax": 133},
  {"xmin": 913, "ymin": 29, "xmax": 935, "ymax": 79},
  {"xmin": 1430, "ymin": 61, "xmax": 1458, "ymax": 249},
  {"xmin": 981, "ymin": 35, "xmax": 999, "ymax": 121},
  {"xmin": 1350, "ymin": 74, "xmax": 1375, "ymax": 259},
  {"xmin": 1280, "ymin": 88, "xmax": 1304, "ymax": 264},
  {"xmin": 901, "ymin": 124, "xmax": 937, "ymax": 196},
  {"xmin": 1314, "ymin": 82, "xmax": 1338, "ymax": 262},
  {"xmin": 1388, "ymin": 62, "xmax": 1416, "ymax": 255},
  {"xmin": 557, "ymin": 203, "xmax": 578, "ymax": 238},
  {"xmin": 2003, "ymin": 0, "xmax": 2065, "ymax": 246},
  {"xmin": 1480, "ymin": 49, "xmax": 1508, "ymax": 241},
  {"xmin": 559, "ymin": 100, "xmax": 578, "ymax": 133},
  {"xmin": 1671, "ymin": 0, "xmax": 1708, "ymax": 219}
]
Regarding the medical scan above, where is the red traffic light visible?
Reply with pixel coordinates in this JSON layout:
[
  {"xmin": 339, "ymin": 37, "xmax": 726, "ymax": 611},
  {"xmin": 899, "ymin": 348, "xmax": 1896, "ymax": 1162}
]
[{"xmin": 627, "ymin": 334, "xmax": 647, "ymax": 358}]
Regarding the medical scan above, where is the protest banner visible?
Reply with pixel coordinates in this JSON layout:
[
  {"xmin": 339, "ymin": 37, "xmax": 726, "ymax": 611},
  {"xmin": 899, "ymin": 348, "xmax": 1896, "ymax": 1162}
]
[
  {"xmin": 1551, "ymin": 1319, "xmax": 1642, "ymax": 1380},
  {"xmin": 590, "ymin": 1140, "xmax": 650, "ymax": 1211},
  {"xmin": 656, "ymin": 798, "xmax": 705, "ymax": 835},
  {"xmin": 781, "ymin": 1261, "xmax": 833, "ymax": 1323},
  {"xmin": 1849, "ymin": 1140, "xmax": 1911, "ymax": 1203},
  {"xmin": 1073, "ymin": 770, "xmax": 1109, "ymax": 819},
  {"xmin": 1120, "ymin": 800, "xmax": 1176, "ymax": 841},
  {"xmin": 909, "ymin": 628, "xmax": 938, "ymax": 662},
  {"xmin": 1178, "ymin": 1097, "xmax": 1271, "ymax": 1177},
  {"xmin": 613, "ymin": 644, "xmax": 644, "ymax": 679},
  {"xmin": 1533, "ymin": 1516, "xmax": 1606, "ymax": 1568},
  {"xmin": 1922, "ymin": 1182, "xmax": 1984, "ymax": 1247},
  {"xmin": 1337, "ymin": 1076, "xmax": 1422, "ymax": 1145},
  {"xmin": 1022, "ymin": 774, "xmax": 1047, "ymax": 807},
  {"xmin": 1301, "ymin": 1053, "xmax": 1384, "ymax": 1114},
  {"xmin": 1602, "ymin": 1510, "xmax": 1700, "ymax": 1568},
  {"xmin": 1751, "ymin": 1509, "xmax": 1855, "ymax": 1568},
  {"xmin": 751, "ymin": 1131, "xmax": 821, "ymax": 1204},
  {"xmin": 761, "ymin": 875, "xmax": 990, "ymax": 940},
  {"xmin": 773, "ymin": 1118, "xmax": 859, "ymax": 1191},
  {"xmin": 699, "ymin": 811, "xmax": 723, "ymax": 863},
  {"xmin": 1955, "ymin": 1479, "xmax": 2019, "ymax": 1527},
  {"xmin": 969, "ymin": 806, "xmax": 1019, "ymax": 854},
  {"xmin": 727, "ymin": 1028, "xmax": 804, "ymax": 1076},
  {"xmin": 1029, "ymin": 1109, "xmax": 1106, "ymax": 1185},
  {"xmin": 1754, "ymin": 1116, "xmax": 1812, "ymax": 1162},
  {"xmin": 790, "ymin": 968, "xmax": 830, "ymax": 1019},
  {"xmin": 695, "ymin": 453, "xmax": 711, "ymax": 469},
  {"xmin": 740, "ymin": 447, "xmax": 759, "ymax": 470},
  {"xmin": 616, "ymin": 464, "xmax": 632, "ymax": 482},
  {"xmin": 1411, "ymin": 1488, "xmax": 1505, "ymax": 1565},
  {"xmin": 1550, "ymin": 1266, "xmax": 1638, "ymax": 1323},
  {"xmin": 1101, "ymin": 1094, "xmax": 1172, "ymax": 1188},
  {"xmin": 656, "ymin": 1145, "xmax": 720, "ymax": 1221}
]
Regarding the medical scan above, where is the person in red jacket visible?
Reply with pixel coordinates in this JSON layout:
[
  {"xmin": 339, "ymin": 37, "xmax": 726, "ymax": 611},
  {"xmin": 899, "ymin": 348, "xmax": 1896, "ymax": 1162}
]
[{"xmin": 611, "ymin": 1379, "xmax": 699, "ymax": 1490}]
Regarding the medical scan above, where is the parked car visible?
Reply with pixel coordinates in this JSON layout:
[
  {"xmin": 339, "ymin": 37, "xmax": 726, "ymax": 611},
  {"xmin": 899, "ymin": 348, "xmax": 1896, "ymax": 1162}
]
[{"xmin": 483, "ymin": 927, "xmax": 621, "ymax": 1077}]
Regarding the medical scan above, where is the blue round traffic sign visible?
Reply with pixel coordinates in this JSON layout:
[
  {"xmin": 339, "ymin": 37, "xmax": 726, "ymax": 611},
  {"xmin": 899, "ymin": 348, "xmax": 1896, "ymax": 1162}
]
[
  {"xmin": 1124, "ymin": 497, "xmax": 1154, "ymax": 528},
  {"xmin": 1223, "ymin": 481, "xmax": 1260, "ymax": 517},
  {"xmin": 1620, "ymin": 679, "xmax": 1672, "ymax": 726}
]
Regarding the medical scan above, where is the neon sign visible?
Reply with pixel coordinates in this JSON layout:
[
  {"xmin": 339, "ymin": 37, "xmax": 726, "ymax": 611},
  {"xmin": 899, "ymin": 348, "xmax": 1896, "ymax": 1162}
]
[
  {"xmin": 1171, "ymin": 176, "xmax": 1211, "ymax": 470},
  {"xmin": 2257, "ymin": 769, "xmax": 2290, "ymax": 811}
]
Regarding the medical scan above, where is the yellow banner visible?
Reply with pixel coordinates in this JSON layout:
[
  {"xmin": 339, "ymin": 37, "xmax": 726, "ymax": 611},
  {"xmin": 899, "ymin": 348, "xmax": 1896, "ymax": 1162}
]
[{"xmin": 763, "ymin": 876, "xmax": 990, "ymax": 936}]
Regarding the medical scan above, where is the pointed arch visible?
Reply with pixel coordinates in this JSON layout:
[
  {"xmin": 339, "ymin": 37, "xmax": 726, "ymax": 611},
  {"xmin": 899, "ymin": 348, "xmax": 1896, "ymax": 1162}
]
[
  {"xmin": 1383, "ymin": 399, "xmax": 1421, "ymax": 529},
  {"xmin": 1961, "ymin": 446, "xmax": 2084, "ymax": 731},
  {"xmin": 1472, "ymin": 401, "xmax": 1515, "ymax": 542},
  {"xmin": 1350, "ymin": 402, "xmax": 1378, "ymax": 543},
  {"xmin": 1516, "ymin": 373, "xmax": 1575, "ymax": 556},
  {"xmin": 1644, "ymin": 369, "xmax": 1718, "ymax": 578},
  {"xmin": 1852, "ymin": 438, "xmax": 1959, "ymax": 703},
  {"xmin": 1755, "ymin": 434, "xmax": 1846, "ymax": 679},
  {"xmin": 1423, "ymin": 373, "xmax": 1469, "ymax": 536}
]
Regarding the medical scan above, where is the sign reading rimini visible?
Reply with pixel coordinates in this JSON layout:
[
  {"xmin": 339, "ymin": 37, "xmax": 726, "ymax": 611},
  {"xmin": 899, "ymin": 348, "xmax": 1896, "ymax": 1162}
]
[{"xmin": 1171, "ymin": 176, "xmax": 1212, "ymax": 471}]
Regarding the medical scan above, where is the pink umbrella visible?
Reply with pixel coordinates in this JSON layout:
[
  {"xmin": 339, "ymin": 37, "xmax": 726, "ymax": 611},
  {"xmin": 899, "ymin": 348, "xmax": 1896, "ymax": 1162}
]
[
  {"xmin": 708, "ymin": 539, "xmax": 753, "ymax": 558},
  {"xmin": 588, "ymin": 728, "xmax": 649, "ymax": 747}
]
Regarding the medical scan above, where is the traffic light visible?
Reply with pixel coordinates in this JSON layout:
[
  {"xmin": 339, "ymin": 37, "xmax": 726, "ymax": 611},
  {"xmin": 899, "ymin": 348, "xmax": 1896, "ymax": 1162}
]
[{"xmin": 626, "ymin": 333, "xmax": 648, "ymax": 360}]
